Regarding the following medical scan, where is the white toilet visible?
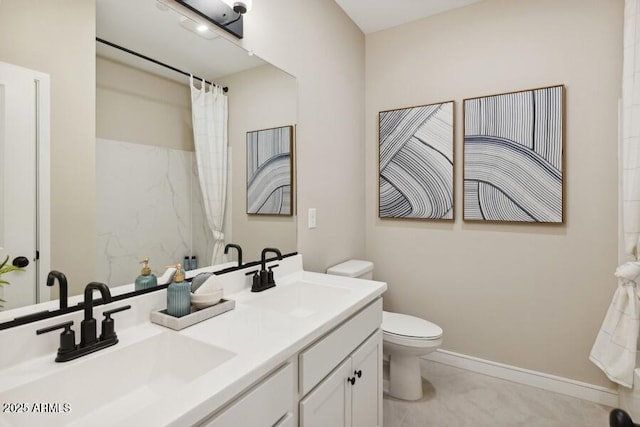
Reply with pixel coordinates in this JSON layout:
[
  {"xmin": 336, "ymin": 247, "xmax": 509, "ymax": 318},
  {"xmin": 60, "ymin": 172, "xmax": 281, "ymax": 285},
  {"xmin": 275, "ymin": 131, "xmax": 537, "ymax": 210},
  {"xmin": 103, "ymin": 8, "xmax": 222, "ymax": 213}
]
[{"xmin": 326, "ymin": 259, "xmax": 443, "ymax": 401}]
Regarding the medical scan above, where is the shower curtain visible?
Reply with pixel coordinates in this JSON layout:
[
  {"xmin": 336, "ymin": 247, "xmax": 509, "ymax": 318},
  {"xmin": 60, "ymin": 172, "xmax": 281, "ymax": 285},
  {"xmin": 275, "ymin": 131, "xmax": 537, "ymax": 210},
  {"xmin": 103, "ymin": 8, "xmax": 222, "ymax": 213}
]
[
  {"xmin": 590, "ymin": 0, "xmax": 640, "ymax": 388},
  {"xmin": 190, "ymin": 77, "xmax": 228, "ymax": 265}
]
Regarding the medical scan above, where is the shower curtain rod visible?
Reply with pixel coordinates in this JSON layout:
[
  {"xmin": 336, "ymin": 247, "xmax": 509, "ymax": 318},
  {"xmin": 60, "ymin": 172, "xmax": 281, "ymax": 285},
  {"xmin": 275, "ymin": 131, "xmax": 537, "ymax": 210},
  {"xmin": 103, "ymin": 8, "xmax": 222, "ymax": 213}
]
[{"xmin": 96, "ymin": 37, "xmax": 228, "ymax": 93}]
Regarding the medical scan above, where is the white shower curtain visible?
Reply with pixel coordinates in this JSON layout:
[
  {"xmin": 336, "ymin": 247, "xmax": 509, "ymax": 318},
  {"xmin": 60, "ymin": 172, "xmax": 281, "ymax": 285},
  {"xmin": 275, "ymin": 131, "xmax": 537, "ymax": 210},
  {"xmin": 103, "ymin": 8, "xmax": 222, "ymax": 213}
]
[
  {"xmin": 590, "ymin": 0, "xmax": 640, "ymax": 388},
  {"xmin": 190, "ymin": 77, "xmax": 228, "ymax": 265}
]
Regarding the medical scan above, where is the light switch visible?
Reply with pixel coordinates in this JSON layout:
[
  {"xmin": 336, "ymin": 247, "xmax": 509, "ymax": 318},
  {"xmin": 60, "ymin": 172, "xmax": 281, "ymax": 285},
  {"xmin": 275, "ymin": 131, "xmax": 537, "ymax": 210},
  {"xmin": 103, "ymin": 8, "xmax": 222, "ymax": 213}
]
[{"xmin": 308, "ymin": 208, "xmax": 317, "ymax": 229}]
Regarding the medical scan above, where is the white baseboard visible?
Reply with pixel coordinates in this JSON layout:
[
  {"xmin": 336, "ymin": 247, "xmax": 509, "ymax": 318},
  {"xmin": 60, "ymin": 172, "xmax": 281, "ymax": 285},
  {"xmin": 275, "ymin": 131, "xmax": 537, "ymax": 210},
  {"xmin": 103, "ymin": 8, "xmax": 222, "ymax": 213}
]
[{"xmin": 423, "ymin": 349, "xmax": 618, "ymax": 407}]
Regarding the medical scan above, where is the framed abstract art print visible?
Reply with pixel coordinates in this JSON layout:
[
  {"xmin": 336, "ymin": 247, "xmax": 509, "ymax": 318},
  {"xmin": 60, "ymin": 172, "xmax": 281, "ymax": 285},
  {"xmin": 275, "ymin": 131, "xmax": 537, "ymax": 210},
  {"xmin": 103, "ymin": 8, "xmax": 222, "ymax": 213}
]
[
  {"xmin": 246, "ymin": 125, "xmax": 294, "ymax": 216},
  {"xmin": 463, "ymin": 85, "xmax": 564, "ymax": 223},
  {"xmin": 378, "ymin": 101, "xmax": 454, "ymax": 220}
]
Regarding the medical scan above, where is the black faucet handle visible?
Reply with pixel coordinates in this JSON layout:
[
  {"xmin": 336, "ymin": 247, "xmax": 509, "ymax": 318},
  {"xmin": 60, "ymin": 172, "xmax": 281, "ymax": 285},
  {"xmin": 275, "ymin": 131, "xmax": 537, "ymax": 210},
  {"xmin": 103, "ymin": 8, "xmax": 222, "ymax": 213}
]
[
  {"xmin": 267, "ymin": 264, "xmax": 280, "ymax": 286},
  {"xmin": 100, "ymin": 305, "xmax": 131, "ymax": 342},
  {"xmin": 244, "ymin": 269, "xmax": 261, "ymax": 290},
  {"xmin": 103, "ymin": 305, "xmax": 132, "ymax": 317},
  {"xmin": 36, "ymin": 320, "xmax": 73, "ymax": 335},
  {"xmin": 36, "ymin": 321, "xmax": 77, "ymax": 355}
]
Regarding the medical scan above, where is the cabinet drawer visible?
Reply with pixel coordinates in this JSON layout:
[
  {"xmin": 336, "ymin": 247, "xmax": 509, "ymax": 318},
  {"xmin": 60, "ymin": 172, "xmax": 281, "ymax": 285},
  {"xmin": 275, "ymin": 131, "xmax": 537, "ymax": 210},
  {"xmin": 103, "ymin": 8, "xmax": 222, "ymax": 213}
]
[
  {"xmin": 299, "ymin": 298, "xmax": 382, "ymax": 396},
  {"xmin": 200, "ymin": 363, "xmax": 294, "ymax": 427}
]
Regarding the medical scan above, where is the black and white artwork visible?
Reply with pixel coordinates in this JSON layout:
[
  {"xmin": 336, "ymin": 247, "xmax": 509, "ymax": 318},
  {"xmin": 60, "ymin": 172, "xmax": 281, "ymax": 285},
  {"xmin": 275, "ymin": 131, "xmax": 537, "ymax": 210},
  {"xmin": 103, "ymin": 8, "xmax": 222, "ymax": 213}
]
[
  {"xmin": 246, "ymin": 126, "xmax": 293, "ymax": 216},
  {"xmin": 463, "ymin": 85, "xmax": 564, "ymax": 223},
  {"xmin": 379, "ymin": 101, "xmax": 454, "ymax": 220}
]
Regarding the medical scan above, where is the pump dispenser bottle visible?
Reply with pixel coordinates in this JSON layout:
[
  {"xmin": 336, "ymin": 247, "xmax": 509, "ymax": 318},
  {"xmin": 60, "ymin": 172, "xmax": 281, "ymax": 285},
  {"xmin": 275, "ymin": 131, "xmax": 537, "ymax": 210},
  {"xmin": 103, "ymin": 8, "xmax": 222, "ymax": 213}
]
[
  {"xmin": 135, "ymin": 258, "xmax": 158, "ymax": 291},
  {"xmin": 166, "ymin": 264, "xmax": 190, "ymax": 317}
]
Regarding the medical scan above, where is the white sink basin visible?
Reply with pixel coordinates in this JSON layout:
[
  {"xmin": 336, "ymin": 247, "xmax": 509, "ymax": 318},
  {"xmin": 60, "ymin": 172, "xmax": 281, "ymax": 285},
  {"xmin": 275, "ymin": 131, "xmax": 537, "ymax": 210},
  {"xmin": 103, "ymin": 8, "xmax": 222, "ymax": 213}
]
[
  {"xmin": 0, "ymin": 332, "xmax": 235, "ymax": 427},
  {"xmin": 244, "ymin": 281, "xmax": 351, "ymax": 318}
]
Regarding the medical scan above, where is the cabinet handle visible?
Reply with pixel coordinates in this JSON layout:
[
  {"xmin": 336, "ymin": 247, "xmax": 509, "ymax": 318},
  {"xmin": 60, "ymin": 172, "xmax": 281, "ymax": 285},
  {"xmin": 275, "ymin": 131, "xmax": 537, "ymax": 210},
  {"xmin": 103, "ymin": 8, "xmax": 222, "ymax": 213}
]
[
  {"xmin": 347, "ymin": 377, "xmax": 356, "ymax": 385},
  {"xmin": 12, "ymin": 256, "xmax": 29, "ymax": 268},
  {"xmin": 354, "ymin": 369, "xmax": 362, "ymax": 378}
]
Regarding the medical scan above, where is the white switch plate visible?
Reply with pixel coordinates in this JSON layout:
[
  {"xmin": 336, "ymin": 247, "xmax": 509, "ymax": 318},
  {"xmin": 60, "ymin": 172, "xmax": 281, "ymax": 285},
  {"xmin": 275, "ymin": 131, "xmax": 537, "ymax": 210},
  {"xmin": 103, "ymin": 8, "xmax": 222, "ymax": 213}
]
[{"xmin": 308, "ymin": 208, "xmax": 317, "ymax": 229}]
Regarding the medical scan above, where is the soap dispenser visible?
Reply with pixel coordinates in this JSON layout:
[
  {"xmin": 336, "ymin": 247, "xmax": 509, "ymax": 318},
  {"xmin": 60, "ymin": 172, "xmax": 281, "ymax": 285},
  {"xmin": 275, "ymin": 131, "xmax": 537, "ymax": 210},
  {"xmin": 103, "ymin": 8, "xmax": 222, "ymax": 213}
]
[
  {"xmin": 135, "ymin": 258, "xmax": 158, "ymax": 291},
  {"xmin": 166, "ymin": 264, "xmax": 190, "ymax": 318}
]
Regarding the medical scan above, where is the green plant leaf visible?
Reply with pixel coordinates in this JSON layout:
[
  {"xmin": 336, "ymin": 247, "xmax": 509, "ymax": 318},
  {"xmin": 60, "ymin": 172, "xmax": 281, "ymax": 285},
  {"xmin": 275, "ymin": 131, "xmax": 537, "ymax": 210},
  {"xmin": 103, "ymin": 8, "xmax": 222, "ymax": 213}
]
[
  {"xmin": 0, "ymin": 255, "xmax": 25, "ymax": 309},
  {"xmin": 0, "ymin": 255, "xmax": 24, "ymax": 276}
]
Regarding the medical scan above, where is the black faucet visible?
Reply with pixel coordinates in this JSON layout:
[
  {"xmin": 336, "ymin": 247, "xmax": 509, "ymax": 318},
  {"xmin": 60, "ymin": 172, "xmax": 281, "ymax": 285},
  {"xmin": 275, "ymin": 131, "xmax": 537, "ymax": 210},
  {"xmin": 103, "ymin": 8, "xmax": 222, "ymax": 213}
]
[
  {"xmin": 36, "ymin": 282, "xmax": 130, "ymax": 362},
  {"xmin": 81, "ymin": 282, "xmax": 112, "ymax": 347},
  {"xmin": 224, "ymin": 243, "xmax": 243, "ymax": 267},
  {"xmin": 250, "ymin": 248, "xmax": 282, "ymax": 292},
  {"xmin": 46, "ymin": 270, "xmax": 68, "ymax": 310},
  {"xmin": 261, "ymin": 248, "xmax": 282, "ymax": 271}
]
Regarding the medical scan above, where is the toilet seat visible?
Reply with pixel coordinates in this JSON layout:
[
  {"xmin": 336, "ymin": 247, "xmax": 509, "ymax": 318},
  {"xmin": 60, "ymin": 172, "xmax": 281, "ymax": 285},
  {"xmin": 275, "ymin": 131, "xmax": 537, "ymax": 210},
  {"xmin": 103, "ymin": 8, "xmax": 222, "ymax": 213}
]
[{"xmin": 382, "ymin": 311, "xmax": 443, "ymax": 340}]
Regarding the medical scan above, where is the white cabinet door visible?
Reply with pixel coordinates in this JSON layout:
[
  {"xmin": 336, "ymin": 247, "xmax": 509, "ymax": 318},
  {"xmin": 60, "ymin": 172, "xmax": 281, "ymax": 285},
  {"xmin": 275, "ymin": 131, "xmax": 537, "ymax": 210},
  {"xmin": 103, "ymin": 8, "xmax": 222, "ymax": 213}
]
[
  {"xmin": 351, "ymin": 330, "xmax": 383, "ymax": 427},
  {"xmin": 300, "ymin": 358, "xmax": 352, "ymax": 427}
]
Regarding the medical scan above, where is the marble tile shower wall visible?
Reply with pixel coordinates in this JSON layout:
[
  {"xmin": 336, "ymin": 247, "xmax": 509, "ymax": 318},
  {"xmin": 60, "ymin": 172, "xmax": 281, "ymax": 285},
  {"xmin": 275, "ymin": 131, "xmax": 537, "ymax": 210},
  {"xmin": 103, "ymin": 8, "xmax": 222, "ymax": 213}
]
[{"xmin": 96, "ymin": 138, "xmax": 213, "ymax": 286}]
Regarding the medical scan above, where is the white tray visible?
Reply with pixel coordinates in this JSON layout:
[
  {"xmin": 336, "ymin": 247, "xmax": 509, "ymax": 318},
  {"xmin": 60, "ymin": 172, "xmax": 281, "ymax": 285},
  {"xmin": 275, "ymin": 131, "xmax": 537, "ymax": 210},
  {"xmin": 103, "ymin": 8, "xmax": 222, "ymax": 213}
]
[{"xmin": 150, "ymin": 298, "xmax": 235, "ymax": 330}]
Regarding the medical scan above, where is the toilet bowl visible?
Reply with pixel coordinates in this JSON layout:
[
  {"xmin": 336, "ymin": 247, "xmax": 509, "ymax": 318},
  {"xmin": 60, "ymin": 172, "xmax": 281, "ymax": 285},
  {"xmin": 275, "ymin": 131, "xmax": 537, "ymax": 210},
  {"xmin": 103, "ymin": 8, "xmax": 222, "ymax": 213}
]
[
  {"xmin": 326, "ymin": 260, "xmax": 443, "ymax": 401},
  {"xmin": 383, "ymin": 311, "xmax": 443, "ymax": 400}
]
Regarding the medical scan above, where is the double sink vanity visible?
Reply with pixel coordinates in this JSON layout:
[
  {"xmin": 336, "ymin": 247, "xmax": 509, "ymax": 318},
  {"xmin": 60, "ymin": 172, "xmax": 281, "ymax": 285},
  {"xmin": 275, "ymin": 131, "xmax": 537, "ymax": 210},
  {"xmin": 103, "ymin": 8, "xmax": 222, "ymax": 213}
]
[{"xmin": 0, "ymin": 254, "xmax": 387, "ymax": 427}]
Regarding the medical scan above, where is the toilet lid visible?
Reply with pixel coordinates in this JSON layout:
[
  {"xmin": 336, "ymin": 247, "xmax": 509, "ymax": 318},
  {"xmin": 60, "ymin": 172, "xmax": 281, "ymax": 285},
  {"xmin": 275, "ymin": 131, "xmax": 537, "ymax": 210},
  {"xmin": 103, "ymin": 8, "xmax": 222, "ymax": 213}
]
[{"xmin": 382, "ymin": 311, "xmax": 443, "ymax": 339}]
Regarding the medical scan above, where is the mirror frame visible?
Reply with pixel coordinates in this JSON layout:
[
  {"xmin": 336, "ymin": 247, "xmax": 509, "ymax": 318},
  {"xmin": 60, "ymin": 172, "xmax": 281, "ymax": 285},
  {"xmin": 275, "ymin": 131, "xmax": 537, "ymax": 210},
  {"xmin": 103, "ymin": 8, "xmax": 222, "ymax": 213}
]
[{"xmin": 0, "ymin": 252, "xmax": 298, "ymax": 331}]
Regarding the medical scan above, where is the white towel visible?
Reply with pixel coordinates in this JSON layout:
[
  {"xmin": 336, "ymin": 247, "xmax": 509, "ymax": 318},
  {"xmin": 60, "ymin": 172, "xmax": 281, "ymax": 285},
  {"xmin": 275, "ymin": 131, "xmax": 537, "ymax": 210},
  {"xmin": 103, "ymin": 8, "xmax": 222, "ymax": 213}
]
[{"xmin": 589, "ymin": 261, "xmax": 640, "ymax": 388}]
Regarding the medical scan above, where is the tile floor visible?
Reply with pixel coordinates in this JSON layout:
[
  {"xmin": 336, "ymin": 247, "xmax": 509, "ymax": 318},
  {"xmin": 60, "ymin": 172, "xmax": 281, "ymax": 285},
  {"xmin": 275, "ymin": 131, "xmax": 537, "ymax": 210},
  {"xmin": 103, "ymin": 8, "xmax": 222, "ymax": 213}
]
[{"xmin": 383, "ymin": 360, "xmax": 612, "ymax": 427}]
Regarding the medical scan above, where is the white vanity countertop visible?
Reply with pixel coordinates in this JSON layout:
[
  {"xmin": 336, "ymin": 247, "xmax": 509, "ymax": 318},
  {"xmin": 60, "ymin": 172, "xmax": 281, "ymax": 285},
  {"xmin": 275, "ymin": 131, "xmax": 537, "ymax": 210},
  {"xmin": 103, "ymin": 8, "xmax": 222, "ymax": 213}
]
[
  {"xmin": 0, "ymin": 255, "xmax": 387, "ymax": 427},
  {"xmin": 141, "ymin": 269, "xmax": 386, "ymax": 426}
]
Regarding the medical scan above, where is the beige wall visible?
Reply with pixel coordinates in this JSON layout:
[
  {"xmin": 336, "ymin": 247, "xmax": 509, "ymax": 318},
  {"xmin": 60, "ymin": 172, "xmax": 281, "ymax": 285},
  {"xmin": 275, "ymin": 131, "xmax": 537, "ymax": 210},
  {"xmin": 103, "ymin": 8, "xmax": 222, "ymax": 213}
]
[
  {"xmin": 238, "ymin": 0, "xmax": 366, "ymax": 272},
  {"xmin": 365, "ymin": 0, "xmax": 622, "ymax": 387},
  {"xmin": 219, "ymin": 64, "xmax": 297, "ymax": 262},
  {"xmin": 0, "ymin": 0, "xmax": 96, "ymax": 296},
  {"xmin": 96, "ymin": 57, "xmax": 193, "ymax": 151}
]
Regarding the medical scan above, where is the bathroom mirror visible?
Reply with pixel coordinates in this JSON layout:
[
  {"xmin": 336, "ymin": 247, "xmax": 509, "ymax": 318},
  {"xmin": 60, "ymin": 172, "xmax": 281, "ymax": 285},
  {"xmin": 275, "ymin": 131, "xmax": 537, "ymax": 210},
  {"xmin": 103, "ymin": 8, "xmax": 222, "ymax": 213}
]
[{"xmin": 0, "ymin": 0, "xmax": 297, "ymax": 323}]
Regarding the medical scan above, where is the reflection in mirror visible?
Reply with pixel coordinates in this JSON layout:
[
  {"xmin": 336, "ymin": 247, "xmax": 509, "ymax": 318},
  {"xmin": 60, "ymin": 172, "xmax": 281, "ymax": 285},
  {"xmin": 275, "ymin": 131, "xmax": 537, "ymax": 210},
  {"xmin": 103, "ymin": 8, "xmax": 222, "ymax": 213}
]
[{"xmin": 0, "ymin": 0, "xmax": 296, "ymax": 325}]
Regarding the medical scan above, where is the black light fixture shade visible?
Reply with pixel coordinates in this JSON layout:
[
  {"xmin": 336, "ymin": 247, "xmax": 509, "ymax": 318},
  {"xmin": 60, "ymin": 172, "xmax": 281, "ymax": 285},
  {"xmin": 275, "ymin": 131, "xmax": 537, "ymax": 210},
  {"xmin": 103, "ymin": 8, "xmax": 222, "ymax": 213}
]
[{"xmin": 174, "ymin": 0, "xmax": 243, "ymax": 39}]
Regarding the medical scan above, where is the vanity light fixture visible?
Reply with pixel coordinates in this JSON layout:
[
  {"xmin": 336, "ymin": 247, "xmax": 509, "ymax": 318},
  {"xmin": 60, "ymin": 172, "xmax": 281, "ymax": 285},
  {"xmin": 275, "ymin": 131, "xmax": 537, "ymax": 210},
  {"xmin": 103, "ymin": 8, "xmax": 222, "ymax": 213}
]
[
  {"xmin": 157, "ymin": 0, "xmax": 246, "ymax": 39},
  {"xmin": 178, "ymin": 16, "xmax": 219, "ymax": 40},
  {"xmin": 223, "ymin": 0, "xmax": 252, "ymax": 14}
]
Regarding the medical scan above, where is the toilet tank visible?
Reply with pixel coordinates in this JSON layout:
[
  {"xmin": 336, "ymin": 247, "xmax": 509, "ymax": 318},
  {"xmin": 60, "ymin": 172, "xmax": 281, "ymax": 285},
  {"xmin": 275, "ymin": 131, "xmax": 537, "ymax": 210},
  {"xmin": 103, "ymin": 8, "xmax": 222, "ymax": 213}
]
[{"xmin": 326, "ymin": 260, "xmax": 374, "ymax": 280}]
